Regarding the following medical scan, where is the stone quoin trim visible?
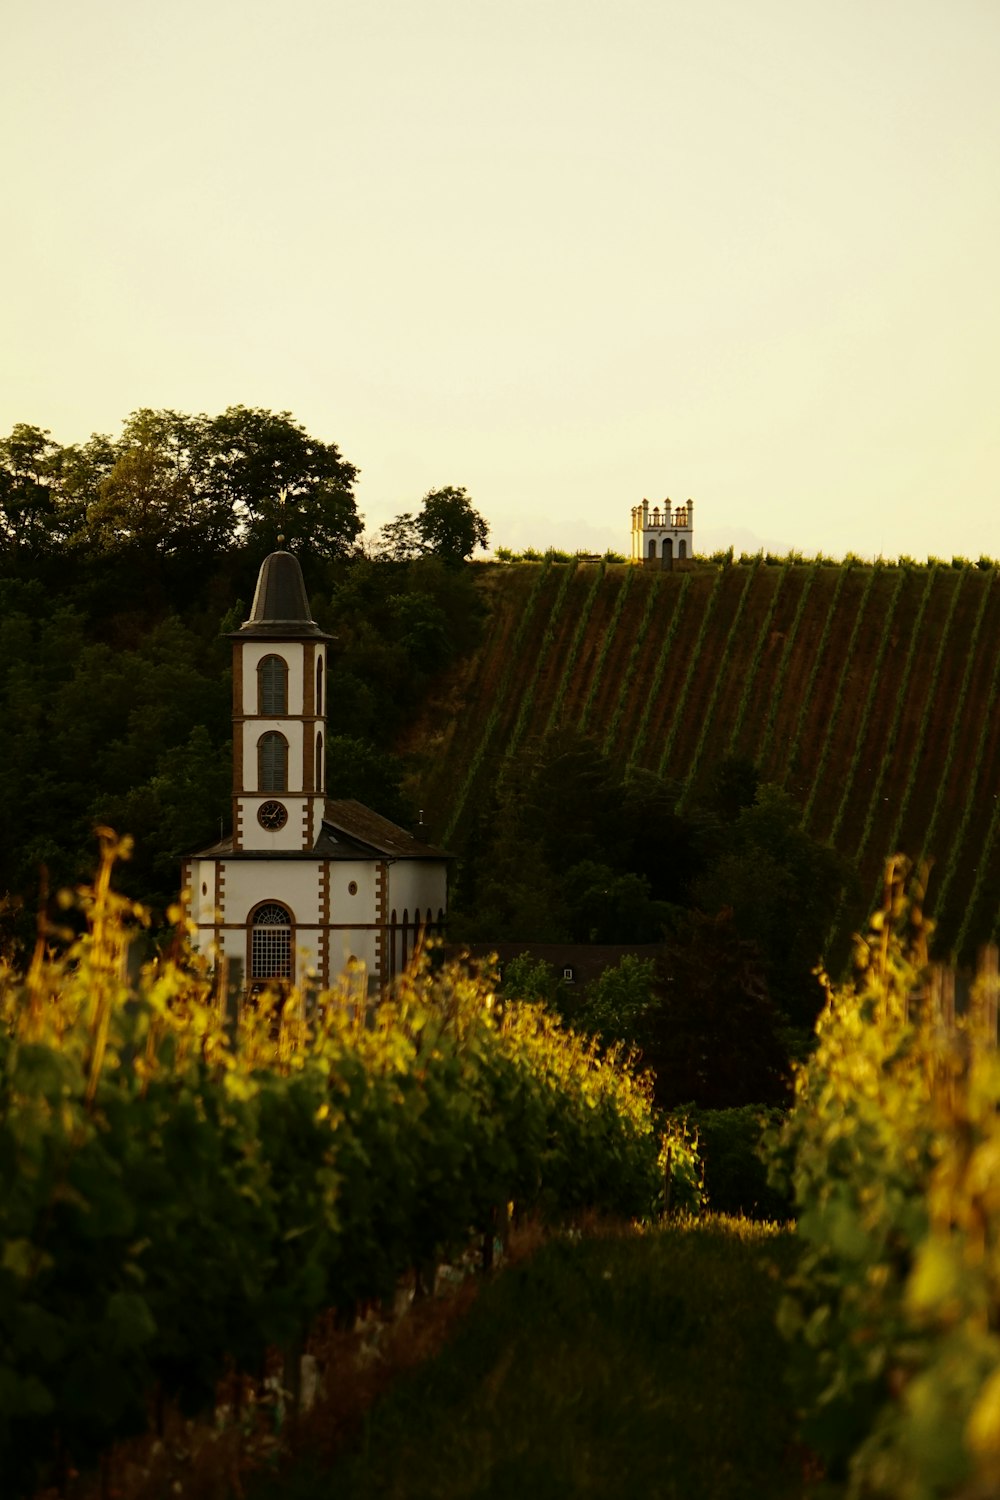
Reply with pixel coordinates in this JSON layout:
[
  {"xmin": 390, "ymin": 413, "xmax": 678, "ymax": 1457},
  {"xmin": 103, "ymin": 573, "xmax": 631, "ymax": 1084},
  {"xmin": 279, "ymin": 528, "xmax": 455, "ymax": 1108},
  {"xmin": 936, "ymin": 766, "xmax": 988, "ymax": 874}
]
[{"xmin": 215, "ymin": 862, "xmax": 226, "ymax": 956}]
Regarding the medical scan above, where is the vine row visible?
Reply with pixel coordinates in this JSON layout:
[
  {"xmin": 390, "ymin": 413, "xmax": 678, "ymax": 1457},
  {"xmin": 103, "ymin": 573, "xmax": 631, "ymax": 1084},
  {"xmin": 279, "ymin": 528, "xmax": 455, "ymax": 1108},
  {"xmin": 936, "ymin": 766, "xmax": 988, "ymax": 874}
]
[
  {"xmin": 543, "ymin": 562, "xmax": 606, "ymax": 737},
  {"xmin": 676, "ymin": 558, "xmax": 761, "ymax": 810},
  {"xmin": 624, "ymin": 573, "xmax": 692, "ymax": 770},
  {"xmin": 724, "ymin": 559, "xmax": 791, "ymax": 758},
  {"xmin": 827, "ymin": 565, "xmax": 907, "ymax": 846},
  {"xmin": 603, "ymin": 573, "xmax": 662, "ymax": 757},
  {"xmin": 577, "ymin": 565, "xmax": 634, "ymax": 734},
  {"xmin": 871, "ymin": 566, "xmax": 967, "ymax": 916},
  {"xmin": 752, "ymin": 558, "xmax": 821, "ymax": 770},
  {"xmin": 800, "ymin": 561, "xmax": 881, "ymax": 832},
  {"xmin": 779, "ymin": 561, "xmax": 853, "ymax": 794},
  {"xmin": 504, "ymin": 560, "xmax": 579, "ymax": 761},
  {"xmin": 444, "ymin": 558, "xmax": 553, "ymax": 842},
  {"xmin": 654, "ymin": 567, "xmax": 726, "ymax": 780}
]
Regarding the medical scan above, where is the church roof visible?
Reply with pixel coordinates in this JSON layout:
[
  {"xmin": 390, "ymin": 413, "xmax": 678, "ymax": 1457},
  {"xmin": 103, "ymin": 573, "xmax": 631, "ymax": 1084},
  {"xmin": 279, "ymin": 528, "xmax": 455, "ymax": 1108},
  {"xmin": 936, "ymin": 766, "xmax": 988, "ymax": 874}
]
[
  {"xmin": 322, "ymin": 799, "xmax": 450, "ymax": 858},
  {"xmin": 190, "ymin": 799, "xmax": 449, "ymax": 861},
  {"xmin": 232, "ymin": 550, "xmax": 333, "ymax": 640}
]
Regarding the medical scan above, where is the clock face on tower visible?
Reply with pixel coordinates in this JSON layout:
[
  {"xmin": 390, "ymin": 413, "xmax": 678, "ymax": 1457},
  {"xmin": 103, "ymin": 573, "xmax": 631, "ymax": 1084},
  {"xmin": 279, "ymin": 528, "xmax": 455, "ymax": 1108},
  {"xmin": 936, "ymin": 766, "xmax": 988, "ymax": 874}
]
[{"xmin": 257, "ymin": 799, "xmax": 288, "ymax": 831}]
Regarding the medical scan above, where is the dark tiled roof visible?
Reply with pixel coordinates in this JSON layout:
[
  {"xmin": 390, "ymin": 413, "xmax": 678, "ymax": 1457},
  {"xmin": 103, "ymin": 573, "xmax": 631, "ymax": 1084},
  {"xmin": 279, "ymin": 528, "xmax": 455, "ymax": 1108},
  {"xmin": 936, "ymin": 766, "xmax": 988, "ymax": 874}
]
[
  {"xmin": 323, "ymin": 799, "xmax": 450, "ymax": 858},
  {"xmin": 231, "ymin": 551, "xmax": 332, "ymax": 640}
]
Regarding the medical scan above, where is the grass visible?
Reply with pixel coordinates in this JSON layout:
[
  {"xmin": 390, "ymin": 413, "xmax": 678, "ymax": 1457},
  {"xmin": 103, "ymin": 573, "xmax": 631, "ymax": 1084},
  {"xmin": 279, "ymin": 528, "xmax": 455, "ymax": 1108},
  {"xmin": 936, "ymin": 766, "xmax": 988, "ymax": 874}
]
[{"xmin": 253, "ymin": 1217, "xmax": 807, "ymax": 1500}]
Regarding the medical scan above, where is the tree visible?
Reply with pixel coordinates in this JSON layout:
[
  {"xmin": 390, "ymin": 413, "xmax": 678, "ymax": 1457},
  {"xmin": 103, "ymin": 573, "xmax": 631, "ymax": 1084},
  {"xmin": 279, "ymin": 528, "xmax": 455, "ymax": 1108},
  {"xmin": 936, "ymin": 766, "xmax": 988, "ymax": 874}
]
[
  {"xmin": 0, "ymin": 424, "xmax": 66, "ymax": 560},
  {"xmin": 414, "ymin": 486, "xmax": 489, "ymax": 563},
  {"xmin": 86, "ymin": 409, "xmax": 233, "ymax": 561},
  {"xmin": 373, "ymin": 512, "xmax": 422, "ymax": 562},
  {"xmin": 692, "ymin": 782, "xmax": 854, "ymax": 1025},
  {"xmin": 197, "ymin": 406, "xmax": 361, "ymax": 559}
]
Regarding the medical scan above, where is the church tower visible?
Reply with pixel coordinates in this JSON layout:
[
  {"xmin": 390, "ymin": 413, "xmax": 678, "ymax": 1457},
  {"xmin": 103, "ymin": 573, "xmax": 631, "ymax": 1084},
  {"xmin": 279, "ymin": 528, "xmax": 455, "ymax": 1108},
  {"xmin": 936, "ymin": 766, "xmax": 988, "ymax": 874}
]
[
  {"xmin": 184, "ymin": 547, "xmax": 449, "ymax": 995},
  {"xmin": 230, "ymin": 548, "xmax": 332, "ymax": 853}
]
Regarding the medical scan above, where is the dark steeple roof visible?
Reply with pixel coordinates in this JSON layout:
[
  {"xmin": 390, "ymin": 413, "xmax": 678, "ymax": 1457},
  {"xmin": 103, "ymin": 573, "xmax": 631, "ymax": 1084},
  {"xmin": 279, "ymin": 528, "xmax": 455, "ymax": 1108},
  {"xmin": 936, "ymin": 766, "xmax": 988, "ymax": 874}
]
[{"xmin": 232, "ymin": 550, "xmax": 333, "ymax": 640}]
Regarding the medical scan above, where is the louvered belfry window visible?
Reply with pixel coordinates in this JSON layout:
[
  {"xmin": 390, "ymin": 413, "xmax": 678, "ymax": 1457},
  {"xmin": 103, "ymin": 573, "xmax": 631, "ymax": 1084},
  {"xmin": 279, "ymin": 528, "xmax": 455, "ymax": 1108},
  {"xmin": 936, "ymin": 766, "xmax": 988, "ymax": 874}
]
[
  {"xmin": 258, "ymin": 654, "xmax": 288, "ymax": 714},
  {"xmin": 251, "ymin": 903, "xmax": 292, "ymax": 980},
  {"xmin": 258, "ymin": 732, "xmax": 288, "ymax": 791}
]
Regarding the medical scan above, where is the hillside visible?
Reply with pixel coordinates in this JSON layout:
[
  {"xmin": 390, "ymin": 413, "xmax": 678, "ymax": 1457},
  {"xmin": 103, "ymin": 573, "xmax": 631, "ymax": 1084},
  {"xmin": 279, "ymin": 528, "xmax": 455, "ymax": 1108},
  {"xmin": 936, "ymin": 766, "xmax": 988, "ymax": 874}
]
[{"xmin": 404, "ymin": 556, "xmax": 1000, "ymax": 961}]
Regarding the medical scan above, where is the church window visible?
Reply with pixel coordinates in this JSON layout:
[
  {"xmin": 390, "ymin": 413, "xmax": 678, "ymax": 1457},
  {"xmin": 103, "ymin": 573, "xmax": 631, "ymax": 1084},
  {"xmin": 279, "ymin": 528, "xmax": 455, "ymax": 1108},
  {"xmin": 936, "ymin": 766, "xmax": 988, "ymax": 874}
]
[
  {"xmin": 316, "ymin": 656, "xmax": 324, "ymax": 715},
  {"xmin": 647, "ymin": 539, "xmax": 656, "ymax": 559},
  {"xmin": 315, "ymin": 731, "xmax": 324, "ymax": 790},
  {"xmin": 258, "ymin": 731, "xmax": 288, "ymax": 791},
  {"xmin": 258, "ymin": 655, "xmax": 288, "ymax": 715},
  {"xmin": 250, "ymin": 902, "xmax": 293, "ymax": 980}
]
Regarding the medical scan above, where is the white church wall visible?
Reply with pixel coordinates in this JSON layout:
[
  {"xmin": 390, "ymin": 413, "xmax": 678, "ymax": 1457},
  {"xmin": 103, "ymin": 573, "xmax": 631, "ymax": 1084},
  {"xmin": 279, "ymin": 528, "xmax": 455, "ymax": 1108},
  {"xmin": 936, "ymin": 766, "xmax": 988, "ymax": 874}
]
[{"xmin": 388, "ymin": 861, "xmax": 448, "ymax": 926}]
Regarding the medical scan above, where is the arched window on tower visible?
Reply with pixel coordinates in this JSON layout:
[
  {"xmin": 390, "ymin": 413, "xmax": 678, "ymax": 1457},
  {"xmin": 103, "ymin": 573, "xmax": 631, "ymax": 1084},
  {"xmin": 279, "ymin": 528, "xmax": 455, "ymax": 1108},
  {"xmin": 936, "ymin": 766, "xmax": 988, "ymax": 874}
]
[
  {"xmin": 250, "ymin": 902, "xmax": 293, "ymax": 980},
  {"xmin": 258, "ymin": 655, "xmax": 288, "ymax": 714},
  {"xmin": 258, "ymin": 731, "xmax": 288, "ymax": 791},
  {"xmin": 316, "ymin": 731, "xmax": 323, "ymax": 791},
  {"xmin": 316, "ymin": 655, "xmax": 324, "ymax": 716}
]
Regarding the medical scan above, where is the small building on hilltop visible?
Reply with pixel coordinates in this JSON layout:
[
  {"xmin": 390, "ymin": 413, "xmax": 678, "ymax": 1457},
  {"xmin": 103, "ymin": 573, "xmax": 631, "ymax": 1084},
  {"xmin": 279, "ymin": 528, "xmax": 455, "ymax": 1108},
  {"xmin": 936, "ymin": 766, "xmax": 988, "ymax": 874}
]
[
  {"xmin": 183, "ymin": 547, "xmax": 449, "ymax": 995},
  {"xmin": 630, "ymin": 498, "xmax": 695, "ymax": 566}
]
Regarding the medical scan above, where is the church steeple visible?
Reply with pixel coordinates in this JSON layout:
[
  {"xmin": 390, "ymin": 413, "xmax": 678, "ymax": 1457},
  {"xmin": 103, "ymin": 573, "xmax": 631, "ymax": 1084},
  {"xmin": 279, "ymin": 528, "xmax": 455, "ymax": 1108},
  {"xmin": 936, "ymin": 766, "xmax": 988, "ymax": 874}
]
[{"xmin": 228, "ymin": 549, "xmax": 333, "ymax": 852}]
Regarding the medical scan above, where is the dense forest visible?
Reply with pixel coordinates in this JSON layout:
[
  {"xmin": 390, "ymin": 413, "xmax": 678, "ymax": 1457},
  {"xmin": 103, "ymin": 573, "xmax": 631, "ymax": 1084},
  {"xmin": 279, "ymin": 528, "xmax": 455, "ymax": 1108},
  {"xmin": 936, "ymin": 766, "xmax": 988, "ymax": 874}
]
[{"xmin": 0, "ymin": 408, "xmax": 487, "ymax": 935}]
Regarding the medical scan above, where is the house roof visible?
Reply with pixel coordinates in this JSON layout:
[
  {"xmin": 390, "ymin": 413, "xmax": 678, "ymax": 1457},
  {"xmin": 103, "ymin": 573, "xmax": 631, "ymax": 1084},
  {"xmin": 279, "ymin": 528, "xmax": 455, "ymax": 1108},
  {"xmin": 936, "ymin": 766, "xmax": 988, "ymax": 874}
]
[
  {"xmin": 453, "ymin": 942, "xmax": 667, "ymax": 990},
  {"xmin": 230, "ymin": 550, "xmax": 333, "ymax": 641}
]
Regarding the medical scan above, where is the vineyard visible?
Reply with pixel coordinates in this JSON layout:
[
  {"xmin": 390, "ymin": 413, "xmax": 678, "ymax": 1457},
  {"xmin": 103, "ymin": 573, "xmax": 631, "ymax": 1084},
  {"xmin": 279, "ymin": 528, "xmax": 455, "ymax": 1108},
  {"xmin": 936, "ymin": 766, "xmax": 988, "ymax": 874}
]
[
  {"xmin": 407, "ymin": 557, "xmax": 1000, "ymax": 961},
  {"xmin": 770, "ymin": 869, "xmax": 1000, "ymax": 1496},
  {"xmin": 0, "ymin": 834, "xmax": 698, "ymax": 1497}
]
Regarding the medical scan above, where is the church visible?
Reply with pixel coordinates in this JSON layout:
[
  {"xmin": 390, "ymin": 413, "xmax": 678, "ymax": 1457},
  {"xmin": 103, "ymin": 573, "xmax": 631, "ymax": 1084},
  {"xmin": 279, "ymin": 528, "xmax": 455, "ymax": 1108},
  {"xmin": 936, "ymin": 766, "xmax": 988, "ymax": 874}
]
[{"xmin": 182, "ymin": 548, "xmax": 449, "ymax": 995}]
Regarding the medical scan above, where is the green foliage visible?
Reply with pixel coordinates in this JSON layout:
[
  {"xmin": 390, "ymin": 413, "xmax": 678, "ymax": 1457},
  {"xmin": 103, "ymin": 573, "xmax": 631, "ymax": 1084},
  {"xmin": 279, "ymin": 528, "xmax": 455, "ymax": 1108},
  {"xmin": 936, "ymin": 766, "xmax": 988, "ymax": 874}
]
[
  {"xmin": 0, "ymin": 839, "xmax": 676, "ymax": 1494},
  {"xmin": 769, "ymin": 868, "xmax": 1000, "ymax": 1495},
  {"xmin": 693, "ymin": 781, "xmax": 853, "ymax": 1025},
  {"xmin": 685, "ymin": 1105, "xmax": 792, "ymax": 1220}
]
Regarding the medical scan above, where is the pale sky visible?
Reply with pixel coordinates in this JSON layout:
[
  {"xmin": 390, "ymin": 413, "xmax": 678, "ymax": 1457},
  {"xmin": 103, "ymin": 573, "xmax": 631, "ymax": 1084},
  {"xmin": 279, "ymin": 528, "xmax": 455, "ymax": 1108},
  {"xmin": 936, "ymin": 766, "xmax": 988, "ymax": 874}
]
[{"xmin": 3, "ymin": 0, "xmax": 998, "ymax": 560}]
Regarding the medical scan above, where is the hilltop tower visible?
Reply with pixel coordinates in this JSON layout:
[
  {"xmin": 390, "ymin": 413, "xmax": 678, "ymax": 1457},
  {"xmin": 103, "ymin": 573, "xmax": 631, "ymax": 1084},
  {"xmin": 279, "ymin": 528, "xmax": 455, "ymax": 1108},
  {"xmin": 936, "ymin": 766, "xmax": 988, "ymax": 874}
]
[
  {"xmin": 183, "ymin": 547, "xmax": 449, "ymax": 995},
  {"xmin": 630, "ymin": 498, "xmax": 695, "ymax": 566}
]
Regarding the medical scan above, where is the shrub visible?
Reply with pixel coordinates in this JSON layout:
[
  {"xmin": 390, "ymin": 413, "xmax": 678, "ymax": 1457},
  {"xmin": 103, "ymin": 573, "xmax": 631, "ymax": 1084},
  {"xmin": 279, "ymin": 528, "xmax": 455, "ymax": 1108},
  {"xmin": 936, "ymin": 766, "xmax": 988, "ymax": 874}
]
[{"xmin": 686, "ymin": 1105, "xmax": 792, "ymax": 1219}]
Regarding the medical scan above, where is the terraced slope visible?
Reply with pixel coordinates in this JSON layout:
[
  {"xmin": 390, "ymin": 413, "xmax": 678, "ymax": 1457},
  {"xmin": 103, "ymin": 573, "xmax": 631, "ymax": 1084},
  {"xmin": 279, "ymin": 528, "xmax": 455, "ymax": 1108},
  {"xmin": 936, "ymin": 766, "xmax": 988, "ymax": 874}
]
[{"xmin": 403, "ymin": 560, "xmax": 1000, "ymax": 960}]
